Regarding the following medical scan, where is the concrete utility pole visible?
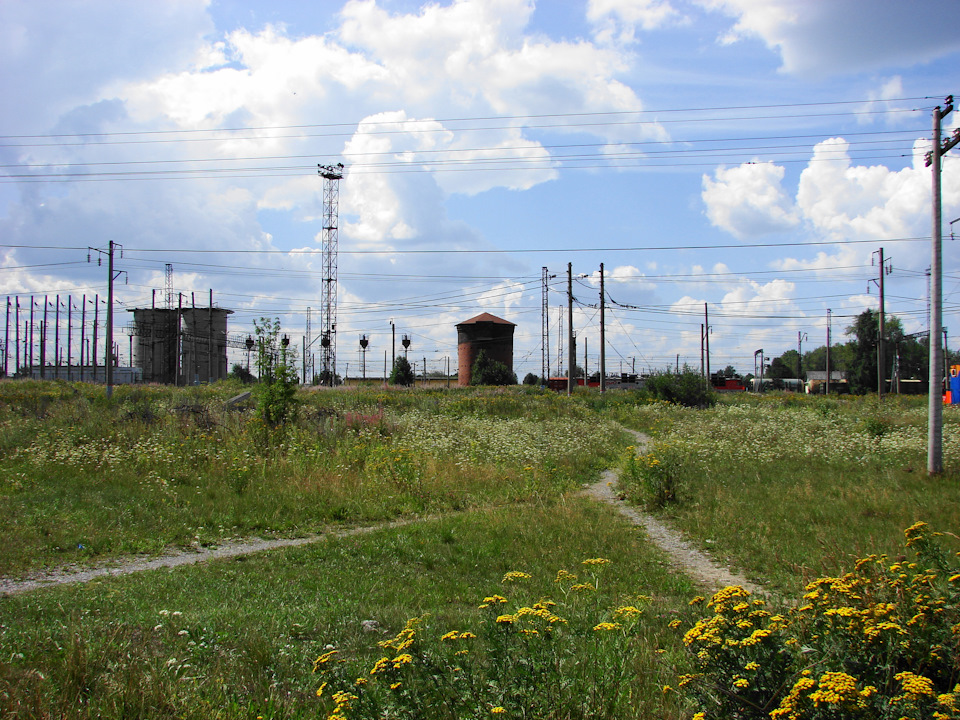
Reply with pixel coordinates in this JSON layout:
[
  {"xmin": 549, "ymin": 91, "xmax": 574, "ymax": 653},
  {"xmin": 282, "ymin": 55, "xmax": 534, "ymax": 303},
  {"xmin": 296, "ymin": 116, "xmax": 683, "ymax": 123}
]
[
  {"xmin": 797, "ymin": 331, "xmax": 807, "ymax": 385},
  {"xmin": 567, "ymin": 262, "xmax": 574, "ymax": 395},
  {"xmin": 826, "ymin": 309, "xmax": 832, "ymax": 395},
  {"xmin": 599, "ymin": 263, "xmax": 606, "ymax": 392},
  {"xmin": 41, "ymin": 296, "xmax": 48, "ymax": 379},
  {"xmin": 29, "ymin": 296, "xmax": 34, "ymax": 371},
  {"xmin": 872, "ymin": 247, "xmax": 891, "ymax": 397},
  {"xmin": 704, "ymin": 303, "xmax": 711, "ymax": 384},
  {"xmin": 925, "ymin": 96, "xmax": 959, "ymax": 474},
  {"xmin": 106, "ymin": 243, "xmax": 115, "ymax": 397}
]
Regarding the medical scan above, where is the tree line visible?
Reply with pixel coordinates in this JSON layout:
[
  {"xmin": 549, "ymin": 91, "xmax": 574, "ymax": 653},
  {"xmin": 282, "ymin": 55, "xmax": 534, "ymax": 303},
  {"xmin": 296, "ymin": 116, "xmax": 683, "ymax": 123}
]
[{"xmin": 759, "ymin": 309, "xmax": 960, "ymax": 394}]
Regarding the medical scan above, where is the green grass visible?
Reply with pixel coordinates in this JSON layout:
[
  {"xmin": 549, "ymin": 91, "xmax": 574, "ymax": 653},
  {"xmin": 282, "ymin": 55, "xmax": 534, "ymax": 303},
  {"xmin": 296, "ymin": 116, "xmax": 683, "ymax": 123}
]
[
  {"xmin": 0, "ymin": 381, "xmax": 625, "ymax": 576},
  {"xmin": 0, "ymin": 499, "xmax": 694, "ymax": 719},
  {"xmin": 5, "ymin": 381, "xmax": 960, "ymax": 718},
  {"xmin": 616, "ymin": 392, "xmax": 960, "ymax": 593}
]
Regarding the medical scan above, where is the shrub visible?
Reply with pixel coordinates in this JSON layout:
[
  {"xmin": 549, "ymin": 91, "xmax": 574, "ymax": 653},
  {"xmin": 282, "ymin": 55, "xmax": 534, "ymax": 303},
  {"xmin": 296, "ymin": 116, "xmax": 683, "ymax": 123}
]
[
  {"xmin": 471, "ymin": 350, "xmax": 517, "ymax": 386},
  {"xmin": 522, "ymin": 372, "xmax": 540, "ymax": 386},
  {"xmin": 389, "ymin": 357, "xmax": 415, "ymax": 386},
  {"xmin": 673, "ymin": 522, "xmax": 960, "ymax": 719},
  {"xmin": 619, "ymin": 441, "xmax": 688, "ymax": 508},
  {"xmin": 228, "ymin": 363, "xmax": 255, "ymax": 384},
  {"xmin": 251, "ymin": 317, "xmax": 299, "ymax": 450},
  {"xmin": 644, "ymin": 369, "xmax": 715, "ymax": 408}
]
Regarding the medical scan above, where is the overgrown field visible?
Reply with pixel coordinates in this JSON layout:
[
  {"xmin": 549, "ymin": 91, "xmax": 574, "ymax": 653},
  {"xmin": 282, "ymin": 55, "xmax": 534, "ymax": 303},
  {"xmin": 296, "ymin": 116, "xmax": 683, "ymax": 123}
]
[
  {"xmin": 615, "ymin": 392, "xmax": 960, "ymax": 593},
  {"xmin": 0, "ymin": 381, "xmax": 624, "ymax": 576},
  {"xmin": 2, "ymin": 381, "xmax": 959, "ymax": 719}
]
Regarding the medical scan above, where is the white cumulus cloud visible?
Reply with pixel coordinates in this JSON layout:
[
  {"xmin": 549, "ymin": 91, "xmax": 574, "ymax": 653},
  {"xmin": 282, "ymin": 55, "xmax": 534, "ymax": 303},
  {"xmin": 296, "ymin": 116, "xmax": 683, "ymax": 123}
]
[
  {"xmin": 701, "ymin": 161, "xmax": 799, "ymax": 238},
  {"xmin": 700, "ymin": 0, "xmax": 960, "ymax": 77}
]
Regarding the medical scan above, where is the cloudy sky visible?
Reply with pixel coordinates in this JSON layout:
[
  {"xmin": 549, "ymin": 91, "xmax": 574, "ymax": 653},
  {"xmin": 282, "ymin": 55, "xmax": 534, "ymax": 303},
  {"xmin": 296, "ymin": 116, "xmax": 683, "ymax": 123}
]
[{"xmin": 2, "ymin": 0, "xmax": 959, "ymax": 380}]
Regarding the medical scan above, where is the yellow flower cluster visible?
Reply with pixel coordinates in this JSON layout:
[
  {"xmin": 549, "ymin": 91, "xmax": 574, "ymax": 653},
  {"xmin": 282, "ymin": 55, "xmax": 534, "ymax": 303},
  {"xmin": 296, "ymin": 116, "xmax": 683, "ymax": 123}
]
[
  {"xmin": 502, "ymin": 571, "xmax": 531, "ymax": 582},
  {"xmin": 479, "ymin": 594, "xmax": 508, "ymax": 609},
  {"xmin": 895, "ymin": 671, "xmax": 936, "ymax": 699},
  {"xmin": 592, "ymin": 622, "xmax": 621, "ymax": 632},
  {"xmin": 677, "ymin": 524, "xmax": 960, "ymax": 720},
  {"xmin": 377, "ymin": 616, "xmax": 423, "ymax": 653},
  {"xmin": 312, "ymin": 649, "xmax": 339, "ymax": 673}
]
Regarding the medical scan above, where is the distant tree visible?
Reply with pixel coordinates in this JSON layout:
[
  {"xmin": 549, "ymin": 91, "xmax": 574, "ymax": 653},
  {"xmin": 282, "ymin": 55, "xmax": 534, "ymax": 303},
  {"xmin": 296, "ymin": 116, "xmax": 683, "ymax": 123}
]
[
  {"xmin": 471, "ymin": 350, "xmax": 517, "ymax": 386},
  {"xmin": 229, "ymin": 363, "xmax": 255, "ymax": 384},
  {"xmin": 766, "ymin": 357, "xmax": 793, "ymax": 380},
  {"xmin": 846, "ymin": 310, "xmax": 908, "ymax": 393},
  {"xmin": 721, "ymin": 365, "xmax": 738, "ymax": 377},
  {"xmin": 803, "ymin": 342, "xmax": 855, "ymax": 373},
  {"xmin": 522, "ymin": 372, "xmax": 540, "ymax": 385},
  {"xmin": 389, "ymin": 356, "xmax": 415, "ymax": 386},
  {"xmin": 770, "ymin": 349, "xmax": 802, "ymax": 379}
]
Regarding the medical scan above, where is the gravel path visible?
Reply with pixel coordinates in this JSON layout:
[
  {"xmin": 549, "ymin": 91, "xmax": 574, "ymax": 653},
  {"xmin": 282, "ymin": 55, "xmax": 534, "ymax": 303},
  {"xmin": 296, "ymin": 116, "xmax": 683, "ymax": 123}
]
[
  {"xmin": 0, "ymin": 519, "xmax": 422, "ymax": 597},
  {"xmin": 2, "ymin": 429, "xmax": 761, "ymax": 598},
  {"xmin": 583, "ymin": 429, "xmax": 763, "ymax": 596}
]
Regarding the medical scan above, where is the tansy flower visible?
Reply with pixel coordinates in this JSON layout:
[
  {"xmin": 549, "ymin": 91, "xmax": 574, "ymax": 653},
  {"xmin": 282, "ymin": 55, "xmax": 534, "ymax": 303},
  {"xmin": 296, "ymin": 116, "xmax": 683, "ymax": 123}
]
[
  {"xmin": 503, "ymin": 571, "xmax": 531, "ymax": 582},
  {"xmin": 593, "ymin": 622, "xmax": 621, "ymax": 632}
]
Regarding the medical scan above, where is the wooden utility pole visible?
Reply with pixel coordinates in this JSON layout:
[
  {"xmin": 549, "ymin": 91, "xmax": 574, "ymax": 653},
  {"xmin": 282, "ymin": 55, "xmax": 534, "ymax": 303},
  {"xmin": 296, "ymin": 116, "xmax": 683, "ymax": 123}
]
[{"xmin": 926, "ymin": 96, "xmax": 959, "ymax": 474}]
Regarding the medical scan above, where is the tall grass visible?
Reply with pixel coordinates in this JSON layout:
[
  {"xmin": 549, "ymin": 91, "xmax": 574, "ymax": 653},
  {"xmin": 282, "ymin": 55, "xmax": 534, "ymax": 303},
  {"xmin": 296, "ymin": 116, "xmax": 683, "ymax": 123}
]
[
  {"xmin": 0, "ymin": 381, "xmax": 626, "ymax": 576},
  {"xmin": 0, "ymin": 500, "xmax": 693, "ymax": 719},
  {"xmin": 616, "ymin": 393, "xmax": 960, "ymax": 592}
]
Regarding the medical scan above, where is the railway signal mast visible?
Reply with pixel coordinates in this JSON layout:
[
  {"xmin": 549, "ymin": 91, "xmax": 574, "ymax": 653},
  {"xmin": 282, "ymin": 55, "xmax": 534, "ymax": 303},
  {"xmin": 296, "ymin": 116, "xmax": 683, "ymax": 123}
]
[{"xmin": 318, "ymin": 163, "xmax": 344, "ymax": 385}]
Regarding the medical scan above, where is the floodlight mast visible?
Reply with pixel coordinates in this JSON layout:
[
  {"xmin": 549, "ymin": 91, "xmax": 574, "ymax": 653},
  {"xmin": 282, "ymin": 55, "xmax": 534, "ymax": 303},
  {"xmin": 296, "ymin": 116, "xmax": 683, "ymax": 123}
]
[{"xmin": 318, "ymin": 163, "xmax": 344, "ymax": 386}]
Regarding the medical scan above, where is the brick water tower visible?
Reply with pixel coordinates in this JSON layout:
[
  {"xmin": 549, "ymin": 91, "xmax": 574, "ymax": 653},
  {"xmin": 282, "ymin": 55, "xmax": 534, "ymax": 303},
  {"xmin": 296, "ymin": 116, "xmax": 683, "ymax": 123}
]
[{"xmin": 456, "ymin": 312, "xmax": 516, "ymax": 386}]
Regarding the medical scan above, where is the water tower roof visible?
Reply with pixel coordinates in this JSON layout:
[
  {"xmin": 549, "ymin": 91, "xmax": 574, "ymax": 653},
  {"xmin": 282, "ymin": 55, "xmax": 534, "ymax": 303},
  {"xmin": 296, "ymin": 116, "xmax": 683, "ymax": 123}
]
[{"xmin": 456, "ymin": 312, "xmax": 515, "ymax": 327}]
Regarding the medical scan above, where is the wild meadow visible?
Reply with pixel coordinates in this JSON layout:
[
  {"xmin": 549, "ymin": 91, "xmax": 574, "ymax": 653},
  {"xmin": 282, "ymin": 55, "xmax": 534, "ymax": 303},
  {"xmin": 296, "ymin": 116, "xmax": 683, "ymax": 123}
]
[
  {"xmin": 615, "ymin": 392, "xmax": 960, "ymax": 594},
  {"xmin": 1, "ymin": 379, "xmax": 959, "ymax": 719}
]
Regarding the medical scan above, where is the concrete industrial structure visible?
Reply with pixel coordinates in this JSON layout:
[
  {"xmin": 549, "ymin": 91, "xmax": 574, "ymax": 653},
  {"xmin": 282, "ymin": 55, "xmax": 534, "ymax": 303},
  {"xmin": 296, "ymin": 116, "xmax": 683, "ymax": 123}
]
[
  {"xmin": 128, "ymin": 306, "xmax": 233, "ymax": 385},
  {"xmin": 456, "ymin": 312, "xmax": 516, "ymax": 386}
]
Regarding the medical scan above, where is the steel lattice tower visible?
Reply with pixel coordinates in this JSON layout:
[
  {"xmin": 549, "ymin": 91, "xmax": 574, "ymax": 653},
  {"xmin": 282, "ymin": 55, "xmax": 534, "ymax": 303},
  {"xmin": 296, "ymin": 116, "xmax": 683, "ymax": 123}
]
[
  {"xmin": 318, "ymin": 163, "xmax": 344, "ymax": 384},
  {"xmin": 541, "ymin": 267, "xmax": 549, "ymax": 382},
  {"xmin": 165, "ymin": 264, "xmax": 174, "ymax": 309}
]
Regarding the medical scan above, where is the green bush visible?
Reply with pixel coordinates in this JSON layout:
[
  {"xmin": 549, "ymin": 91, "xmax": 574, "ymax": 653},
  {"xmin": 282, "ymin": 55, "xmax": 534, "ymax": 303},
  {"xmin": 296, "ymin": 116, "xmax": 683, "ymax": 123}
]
[
  {"xmin": 471, "ymin": 350, "xmax": 517, "ymax": 386},
  {"xmin": 389, "ymin": 357, "xmax": 415, "ymax": 386},
  {"xmin": 619, "ymin": 441, "xmax": 686, "ymax": 508},
  {"xmin": 643, "ymin": 369, "xmax": 715, "ymax": 408}
]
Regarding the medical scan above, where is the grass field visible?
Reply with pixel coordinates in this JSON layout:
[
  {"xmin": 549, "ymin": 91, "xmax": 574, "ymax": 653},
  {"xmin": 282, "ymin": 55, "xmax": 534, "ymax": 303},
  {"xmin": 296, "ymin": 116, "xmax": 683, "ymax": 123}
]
[
  {"xmin": 614, "ymin": 392, "xmax": 960, "ymax": 594},
  {"xmin": 1, "ymin": 381, "xmax": 958, "ymax": 719}
]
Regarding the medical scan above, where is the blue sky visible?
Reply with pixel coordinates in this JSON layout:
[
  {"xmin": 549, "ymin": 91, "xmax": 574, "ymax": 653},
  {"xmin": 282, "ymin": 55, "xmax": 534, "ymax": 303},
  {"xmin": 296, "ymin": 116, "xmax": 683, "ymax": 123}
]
[{"xmin": 1, "ymin": 0, "xmax": 959, "ymax": 380}]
